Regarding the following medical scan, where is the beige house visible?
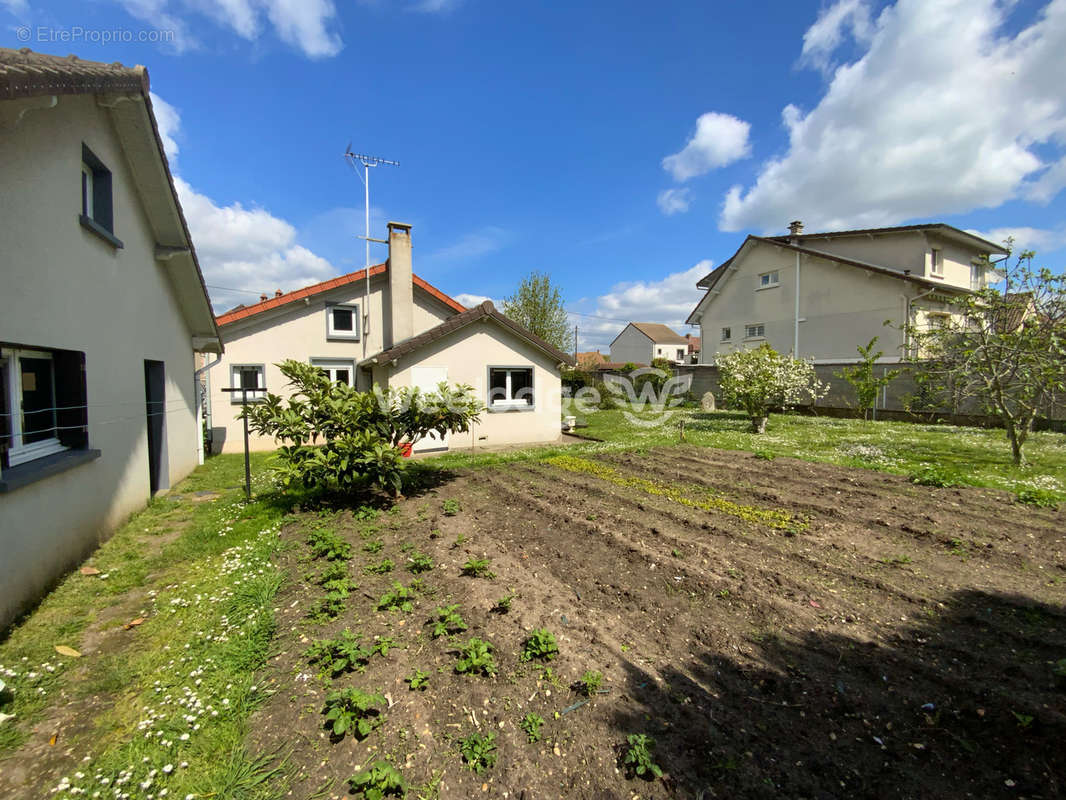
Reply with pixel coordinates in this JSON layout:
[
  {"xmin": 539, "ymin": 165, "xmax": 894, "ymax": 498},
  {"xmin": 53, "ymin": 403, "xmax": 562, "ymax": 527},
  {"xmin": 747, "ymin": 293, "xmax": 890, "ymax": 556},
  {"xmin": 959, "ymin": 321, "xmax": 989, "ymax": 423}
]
[
  {"xmin": 0, "ymin": 49, "xmax": 222, "ymax": 626},
  {"xmin": 687, "ymin": 221, "xmax": 1008, "ymax": 363},
  {"xmin": 609, "ymin": 323, "xmax": 691, "ymax": 365},
  {"xmin": 210, "ymin": 223, "xmax": 574, "ymax": 454}
]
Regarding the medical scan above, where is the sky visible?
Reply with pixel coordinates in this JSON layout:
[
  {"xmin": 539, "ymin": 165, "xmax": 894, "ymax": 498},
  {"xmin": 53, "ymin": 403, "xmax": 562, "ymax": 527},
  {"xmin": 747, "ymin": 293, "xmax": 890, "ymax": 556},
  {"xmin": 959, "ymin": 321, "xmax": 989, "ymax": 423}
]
[{"xmin": 4, "ymin": 0, "xmax": 1066, "ymax": 351}]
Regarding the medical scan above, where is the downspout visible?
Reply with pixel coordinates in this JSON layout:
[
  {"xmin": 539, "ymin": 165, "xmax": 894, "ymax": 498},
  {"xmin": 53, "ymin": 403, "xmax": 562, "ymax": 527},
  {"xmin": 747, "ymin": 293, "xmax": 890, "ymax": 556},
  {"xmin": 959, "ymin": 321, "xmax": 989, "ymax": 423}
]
[
  {"xmin": 902, "ymin": 284, "xmax": 937, "ymax": 358},
  {"xmin": 194, "ymin": 351, "xmax": 223, "ymax": 465},
  {"xmin": 793, "ymin": 252, "xmax": 801, "ymax": 357}
]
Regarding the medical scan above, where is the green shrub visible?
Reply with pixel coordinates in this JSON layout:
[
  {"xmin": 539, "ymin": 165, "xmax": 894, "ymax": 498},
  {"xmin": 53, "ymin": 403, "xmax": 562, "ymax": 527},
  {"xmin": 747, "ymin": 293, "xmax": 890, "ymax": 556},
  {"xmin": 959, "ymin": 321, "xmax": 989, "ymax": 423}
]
[
  {"xmin": 348, "ymin": 761, "xmax": 406, "ymax": 799},
  {"xmin": 622, "ymin": 733, "xmax": 663, "ymax": 780},
  {"xmin": 519, "ymin": 712, "xmax": 545, "ymax": 743},
  {"xmin": 455, "ymin": 638, "xmax": 497, "ymax": 676},
  {"xmin": 459, "ymin": 732, "xmax": 497, "ymax": 773},
  {"xmin": 1017, "ymin": 488, "xmax": 1060, "ymax": 508},
  {"xmin": 322, "ymin": 688, "xmax": 386, "ymax": 739},
  {"xmin": 430, "ymin": 604, "xmax": 468, "ymax": 638},
  {"xmin": 520, "ymin": 629, "xmax": 559, "ymax": 662}
]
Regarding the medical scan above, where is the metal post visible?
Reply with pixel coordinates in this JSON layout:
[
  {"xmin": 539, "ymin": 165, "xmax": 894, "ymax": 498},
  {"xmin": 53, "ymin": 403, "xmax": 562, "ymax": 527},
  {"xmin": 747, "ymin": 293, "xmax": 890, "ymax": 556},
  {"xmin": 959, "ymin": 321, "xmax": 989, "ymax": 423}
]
[{"xmin": 241, "ymin": 387, "xmax": 251, "ymax": 499}]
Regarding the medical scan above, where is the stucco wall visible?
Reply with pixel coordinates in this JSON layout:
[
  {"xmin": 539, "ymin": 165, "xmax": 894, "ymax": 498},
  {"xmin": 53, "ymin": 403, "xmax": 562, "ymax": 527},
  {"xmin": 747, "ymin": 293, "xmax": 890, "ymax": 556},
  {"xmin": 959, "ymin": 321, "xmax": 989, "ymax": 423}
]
[
  {"xmin": 211, "ymin": 279, "xmax": 454, "ymax": 453},
  {"xmin": 0, "ymin": 95, "xmax": 200, "ymax": 626},
  {"xmin": 609, "ymin": 326, "xmax": 652, "ymax": 365}
]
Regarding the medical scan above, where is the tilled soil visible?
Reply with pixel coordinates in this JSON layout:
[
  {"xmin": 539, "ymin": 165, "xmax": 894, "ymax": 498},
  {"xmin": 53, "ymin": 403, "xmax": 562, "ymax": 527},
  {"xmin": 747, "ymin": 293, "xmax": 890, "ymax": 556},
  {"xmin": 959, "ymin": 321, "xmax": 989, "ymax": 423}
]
[{"xmin": 250, "ymin": 446, "xmax": 1066, "ymax": 800}]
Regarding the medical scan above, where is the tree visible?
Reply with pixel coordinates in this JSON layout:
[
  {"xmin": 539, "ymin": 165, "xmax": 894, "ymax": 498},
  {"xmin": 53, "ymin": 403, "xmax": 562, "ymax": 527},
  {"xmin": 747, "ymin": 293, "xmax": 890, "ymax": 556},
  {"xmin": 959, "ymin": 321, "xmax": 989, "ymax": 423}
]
[
  {"xmin": 905, "ymin": 246, "xmax": 1066, "ymax": 466},
  {"xmin": 835, "ymin": 336, "xmax": 901, "ymax": 421},
  {"xmin": 245, "ymin": 360, "xmax": 482, "ymax": 495},
  {"xmin": 716, "ymin": 344, "xmax": 827, "ymax": 433},
  {"xmin": 501, "ymin": 272, "xmax": 570, "ymax": 353}
]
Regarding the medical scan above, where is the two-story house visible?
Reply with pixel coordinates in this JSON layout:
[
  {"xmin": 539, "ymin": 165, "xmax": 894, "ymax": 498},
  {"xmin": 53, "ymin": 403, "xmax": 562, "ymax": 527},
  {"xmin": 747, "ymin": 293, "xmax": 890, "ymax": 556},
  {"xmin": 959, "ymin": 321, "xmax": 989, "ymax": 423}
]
[
  {"xmin": 0, "ymin": 48, "xmax": 222, "ymax": 626},
  {"xmin": 609, "ymin": 323, "xmax": 691, "ymax": 365},
  {"xmin": 210, "ymin": 222, "xmax": 574, "ymax": 454},
  {"xmin": 687, "ymin": 221, "xmax": 1008, "ymax": 363}
]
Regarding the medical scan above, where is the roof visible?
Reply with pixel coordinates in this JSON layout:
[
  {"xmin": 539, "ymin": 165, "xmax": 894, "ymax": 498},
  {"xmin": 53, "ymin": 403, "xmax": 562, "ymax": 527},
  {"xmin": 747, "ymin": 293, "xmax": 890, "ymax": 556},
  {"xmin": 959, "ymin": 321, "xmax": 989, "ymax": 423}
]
[
  {"xmin": 0, "ymin": 48, "xmax": 221, "ymax": 351},
  {"xmin": 764, "ymin": 223, "xmax": 1008, "ymax": 255},
  {"xmin": 365, "ymin": 301, "xmax": 576, "ymax": 367},
  {"xmin": 624, "ymin": 322, "xmax": 689, "ymax": 345},
  {"xmin": 215, "ymin": 265, "xmax": 466, "ymax": 326},
  {"xmin": 576, "ymin": 351, "xmax": 607, "ymax": 365}
]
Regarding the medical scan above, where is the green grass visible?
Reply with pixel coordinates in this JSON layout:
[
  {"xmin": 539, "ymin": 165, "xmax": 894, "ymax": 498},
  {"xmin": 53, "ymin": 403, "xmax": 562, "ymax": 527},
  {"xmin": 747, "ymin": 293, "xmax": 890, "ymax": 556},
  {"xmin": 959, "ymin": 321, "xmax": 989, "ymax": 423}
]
[
  {"xmin": 0, "ymin": 453, "xmax": 293, "ymax": 798},
  {"xmin": 420, "ymin": 404, "xmax": 1065, "ymax": 501}
]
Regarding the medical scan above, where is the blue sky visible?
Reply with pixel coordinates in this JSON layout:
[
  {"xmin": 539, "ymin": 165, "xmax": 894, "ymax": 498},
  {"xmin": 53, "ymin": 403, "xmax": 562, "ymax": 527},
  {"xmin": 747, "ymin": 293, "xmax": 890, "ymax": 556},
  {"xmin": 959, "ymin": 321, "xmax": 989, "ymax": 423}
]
[{"xmin": 4, "ymin": 0, "xmax": 1065, "ymax": 350}]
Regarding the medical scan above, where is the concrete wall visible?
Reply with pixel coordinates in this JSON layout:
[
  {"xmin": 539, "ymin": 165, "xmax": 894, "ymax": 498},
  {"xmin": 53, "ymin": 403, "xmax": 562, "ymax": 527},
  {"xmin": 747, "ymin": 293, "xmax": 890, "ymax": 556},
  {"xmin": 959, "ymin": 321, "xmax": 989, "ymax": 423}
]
[
  {"xmin": 384, "ymin": 322, "xmax": 565, "ymax": 448},
  {"xmin": 0, "ymin": 94, "xmax": 201, "ymax": 626},
  {"xmin": 609, "ymin": 325, "xmax": 652, "ymax": 365},
  {"xmin": 211, "ymin": 278, "xmax": 455, "ymax": 453}
]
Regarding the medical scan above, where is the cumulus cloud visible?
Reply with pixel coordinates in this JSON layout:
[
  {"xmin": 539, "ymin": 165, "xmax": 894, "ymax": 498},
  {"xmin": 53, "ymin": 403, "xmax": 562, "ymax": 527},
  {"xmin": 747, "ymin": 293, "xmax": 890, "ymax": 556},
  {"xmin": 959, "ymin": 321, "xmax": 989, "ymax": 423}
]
[
  {"xmin": 662, "ymin": 112, "xmax": 752, "ymax": 182},
  {"xmin": 150, "ymin": 93, "xmax": 181, "ymax": 162},
  {"xmin": 720, "ymin": 0, "xmax": 1066, "ymax": 233},
  {"xmin": 657, "ymin": 188, "xmax": 691, "ymax": 215},
  {"xmin": 115, "ymin": 0, "xmax": 342, "ymax": 57},
  {"xmin": 453, "ymin": 292, "xmax": 496, "ymax": 309},
  {"xmin": 1, "ymin": 0, "xmax": 30, "ymax": 15},
  {"xmin": 800, "ymin": 0, "xmax": 874, "ymax": 72},
  {"xmin": 969, "ymin": 226, "xmax": 1066, "ymax": 255},
  {"xmin": 573, "ymin": 261, "xmax": 710, "ymax": 351}
]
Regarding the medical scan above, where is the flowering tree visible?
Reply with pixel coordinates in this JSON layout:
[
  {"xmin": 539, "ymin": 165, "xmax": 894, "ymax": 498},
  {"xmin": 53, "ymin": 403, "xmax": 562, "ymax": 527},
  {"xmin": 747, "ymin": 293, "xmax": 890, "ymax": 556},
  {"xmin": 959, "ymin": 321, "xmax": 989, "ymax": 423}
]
[
  {"xmin": 245, "ymin": 360, "xmax": 482, "ymax": 495},
  {"xmin": 716, "ymin": 344, "xmax": 827, "ymax": 433}
]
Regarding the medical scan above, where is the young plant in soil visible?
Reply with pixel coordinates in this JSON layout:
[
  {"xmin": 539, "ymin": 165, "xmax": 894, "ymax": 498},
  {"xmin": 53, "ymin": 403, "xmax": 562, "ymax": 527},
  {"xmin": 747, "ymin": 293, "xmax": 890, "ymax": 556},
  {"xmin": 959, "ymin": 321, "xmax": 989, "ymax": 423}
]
[
  {"xmin": 520, "ymin": 629, "xmax": 559, "ymax": 662},
  {"xmin": 365, "ymin": 558, "xmax": 396, "ymax": 575},
  {"xmin": 322, "ymin": 687, "xmax": 386, "ymax": 740},
  {"xmin": 406, "ymin": 669, "xmax": 429, "ymax": 691},
  {"xmin": 461, "ymin": 558, "xmax": 495, "ymax": 578},
  {"xmin": 458, "ymin": 732, "xmax": 498, "ymax": 773},
  {"xmin": 491, "ymin": 594, "xmax": 514, "ymax": 614},
  {"xmin": 430, "ymin": 604, "xmax": 468, "ymax": 638},
  {"xmin": 577, "ymin": 670, "xmax": 603, "ymax": 697},
  {"xmin": 622, "ymin": 733, "xmax": 663, "ymax": 780},
  {"xmin": 455, "ymin": 638, "xmax": 497, "ymax": 676},
  {"xmin": 348, "ymin": 761, "xmax": 406, "ymax": 799},
  {"xmin": 316, "ymin": 561, "xmax": 348, "ymax": 585},
  {"xmin": 407, "ymin": 551, "xmax": 434, "ymax": 573},
  {"xmin": 371, "ymin": 636, "xmax": 399, "ymax": 656},
  {"xmin": 377, "ymin": 581, "xmax": 416, "ymax": 612},
  {"xmin": 363, "ymin": 539, "xmax": 384, "ymax": 554},
  {"xmin": 519, "ymin": 712, "xmax": 545, "ymax": 743},
  {"xmin": 307, "ymin": 529, "xmax": 352, "ymax": 561},
  {"xmin": 305, "ymin": 630, "xmax": 372, "ymax": 676},
  {"xmin": 441, "ymin": 499, "xmax": 461, "ymax": 516}
]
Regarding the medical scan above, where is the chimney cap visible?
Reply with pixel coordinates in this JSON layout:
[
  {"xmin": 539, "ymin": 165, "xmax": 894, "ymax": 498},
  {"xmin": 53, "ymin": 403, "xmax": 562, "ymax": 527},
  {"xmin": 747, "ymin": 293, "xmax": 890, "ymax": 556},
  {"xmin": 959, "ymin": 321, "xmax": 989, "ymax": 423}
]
[
  {"xmin": 788, "ymin": 220, "xmax": 804, "ymax": 235},
  {"xmin": 259, "ymin": 293, "xmax": 268, "ymax": 302},
  {"xmin": 387, "ymin": 221, "xmax": 412, "ymax": 232},
  {"xmin": 274, "ymin": 289, "xmax": 283, "ymax": 297}
]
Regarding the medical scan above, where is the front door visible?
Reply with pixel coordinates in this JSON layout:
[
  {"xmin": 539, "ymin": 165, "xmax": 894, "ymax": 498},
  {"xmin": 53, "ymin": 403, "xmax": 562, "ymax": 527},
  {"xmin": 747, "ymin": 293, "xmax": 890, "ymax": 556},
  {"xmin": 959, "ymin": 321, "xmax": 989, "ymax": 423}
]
[
  {"xmin": 411, "ymin": 366, "xmax": 449, "ymax": 453},
  {"xmin": 144, "ymin": 360, "xmax": 167, "ymax": 494}
]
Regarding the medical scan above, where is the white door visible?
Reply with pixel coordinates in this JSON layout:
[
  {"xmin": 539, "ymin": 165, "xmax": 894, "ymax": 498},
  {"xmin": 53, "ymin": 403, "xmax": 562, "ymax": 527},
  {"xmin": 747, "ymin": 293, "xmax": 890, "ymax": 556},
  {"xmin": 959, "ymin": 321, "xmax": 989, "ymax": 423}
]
[{"xmin": 411, "ymin": 366, "xmax": 449, "ymax": 452}]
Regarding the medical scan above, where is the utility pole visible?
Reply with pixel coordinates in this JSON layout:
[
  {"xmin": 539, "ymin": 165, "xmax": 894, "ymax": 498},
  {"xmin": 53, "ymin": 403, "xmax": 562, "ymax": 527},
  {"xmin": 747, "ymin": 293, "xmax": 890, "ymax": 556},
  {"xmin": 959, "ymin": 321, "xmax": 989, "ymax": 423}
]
[{"xmin": 573, "ymin": 325, "xmax": 578, "ymax": 359}]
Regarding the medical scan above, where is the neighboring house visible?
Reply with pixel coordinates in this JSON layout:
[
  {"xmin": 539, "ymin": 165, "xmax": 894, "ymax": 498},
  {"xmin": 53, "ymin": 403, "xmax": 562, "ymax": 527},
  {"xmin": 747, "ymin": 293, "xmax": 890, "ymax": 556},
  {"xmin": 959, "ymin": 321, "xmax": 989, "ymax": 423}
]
[
  {"xmin": 210, "ymin": 222, "xmax": 574, "ymax": 454},
  {"xmin": 685, "ymin": 333, "xmax": 700, "ymax": 363},
  {"xmin": 576, "ymin": 351, "xmax": 608, "ymax": 368},
  {"xmin": 610, "ymin": 323, "xmax": 690, "ymax": 365},
  {"xmin": 687, "ymin": 221, "xmax": 1008, "ymax": 363},
  {"xmin": 0, "ymin": 48, "xmax": 222, "ymax": 626}
]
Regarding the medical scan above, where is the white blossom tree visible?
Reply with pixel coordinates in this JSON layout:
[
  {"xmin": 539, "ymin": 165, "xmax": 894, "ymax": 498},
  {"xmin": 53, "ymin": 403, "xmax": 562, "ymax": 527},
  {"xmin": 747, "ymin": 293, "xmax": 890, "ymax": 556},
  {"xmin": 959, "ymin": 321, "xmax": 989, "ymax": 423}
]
[{"xmin": 717, "ymin": 344, "xmax": 827, "ymax": 433}]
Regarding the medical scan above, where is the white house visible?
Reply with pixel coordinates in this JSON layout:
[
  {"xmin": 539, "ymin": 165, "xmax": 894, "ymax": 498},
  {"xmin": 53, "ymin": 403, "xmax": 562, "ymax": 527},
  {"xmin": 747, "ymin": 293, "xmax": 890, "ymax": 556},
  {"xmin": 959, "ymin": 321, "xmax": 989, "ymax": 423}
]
[
  {"xmin": 687, "ymin": 221, "xmax": 1008, "ymax": 363},
  {"xmin": 0, "ymin": 48, "xmax": 222, "ymax": 626},
  {"xmin": 209, "ymin": 222, "xmax": 574, "ymax": 453},
  {"xmin": 609, "ymin": 323, "xmax": 691, "ymax": 365}
]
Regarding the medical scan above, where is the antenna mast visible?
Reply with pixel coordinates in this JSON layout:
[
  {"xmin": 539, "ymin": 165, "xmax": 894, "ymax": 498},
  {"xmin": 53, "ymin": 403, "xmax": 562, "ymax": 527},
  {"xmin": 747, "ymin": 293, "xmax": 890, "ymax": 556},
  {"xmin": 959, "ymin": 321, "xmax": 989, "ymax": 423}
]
[{"xmin": 344, "ymin": 148, "xmax": 399, "ymax": 360}]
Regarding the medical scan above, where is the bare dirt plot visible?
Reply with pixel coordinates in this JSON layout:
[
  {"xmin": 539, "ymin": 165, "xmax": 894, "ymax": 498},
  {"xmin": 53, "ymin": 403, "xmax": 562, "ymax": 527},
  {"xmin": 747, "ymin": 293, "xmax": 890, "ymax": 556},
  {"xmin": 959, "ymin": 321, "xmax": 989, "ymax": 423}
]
[{"xmin": 250, "ymin": 445, "xmax": 1066, "ymax": 799}]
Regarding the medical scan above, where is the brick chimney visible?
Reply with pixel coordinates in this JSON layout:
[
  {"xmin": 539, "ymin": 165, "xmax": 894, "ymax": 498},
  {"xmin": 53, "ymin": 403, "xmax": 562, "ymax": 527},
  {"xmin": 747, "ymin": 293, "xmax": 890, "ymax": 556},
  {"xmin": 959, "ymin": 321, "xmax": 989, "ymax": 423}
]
[
  {"xmin": 387, "ymin": 222, "xmax": 414, "ymax": 346},
  {"xmin": 788, "ymin": 220, "xmax": 804, "ymax": 242}
]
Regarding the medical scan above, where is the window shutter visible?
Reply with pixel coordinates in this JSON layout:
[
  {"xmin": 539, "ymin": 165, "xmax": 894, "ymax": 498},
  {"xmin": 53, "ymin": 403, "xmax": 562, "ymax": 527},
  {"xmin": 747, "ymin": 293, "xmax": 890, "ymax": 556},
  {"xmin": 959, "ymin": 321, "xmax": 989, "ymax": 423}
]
[{"xmin": 53, "ymin": 350, "xmax": 88, "ymax": 449}]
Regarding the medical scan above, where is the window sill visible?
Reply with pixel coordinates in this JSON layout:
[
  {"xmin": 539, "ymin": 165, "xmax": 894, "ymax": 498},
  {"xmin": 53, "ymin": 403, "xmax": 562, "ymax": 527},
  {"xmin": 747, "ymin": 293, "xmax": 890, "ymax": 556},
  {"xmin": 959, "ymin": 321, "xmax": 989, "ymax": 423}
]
[
  {"xmin": 0, "ymin": 448, "xmax": 101, "ymax": 493},
  {"xmin": 755, "ymin": 284, "xmax": 780, "ymax": 291},
  {"xmin": 487, "ymin": 403, "xmax": 536, "ymax": 413},
  {"xmin": 326, "ymin": 335, "xmax": 361, "ymax": 342},
  {"xmin": 743, "ymin": 336, "xmax": 766, "ymax": 342},
  {"xmin": 79, "ymin": 214, "xmax": 124, "ymax": 249}
]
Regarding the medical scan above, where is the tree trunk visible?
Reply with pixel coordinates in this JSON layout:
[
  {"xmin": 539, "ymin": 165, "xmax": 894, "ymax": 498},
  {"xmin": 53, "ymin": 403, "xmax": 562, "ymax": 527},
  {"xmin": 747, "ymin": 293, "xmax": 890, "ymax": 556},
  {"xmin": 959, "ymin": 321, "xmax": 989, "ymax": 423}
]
[{"xmin": 751, "ymin": 416, "xmax": 768, "ymax": 434}]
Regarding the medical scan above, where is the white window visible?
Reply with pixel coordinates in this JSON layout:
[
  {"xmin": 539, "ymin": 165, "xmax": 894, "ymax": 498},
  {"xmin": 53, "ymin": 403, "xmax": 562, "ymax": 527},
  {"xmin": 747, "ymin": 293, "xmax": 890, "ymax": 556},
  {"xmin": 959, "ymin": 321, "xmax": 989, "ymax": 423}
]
[
  {"xmin": 721, "ymin": 327, "xmax": 731, "ymax": 341},
  {"xmin": 230, "ymin": 364, "xmax": 266, "ymax": 403},
  {"xmin": 930, "ymin": 248, "xmax": 943, "ymax": 276},
  {"xmin": 488, "ymin": 367, "xmax": 534, "ymax": 410},
  {"xmin": 758, "ymin": 270, "xmax": 780, "ymax": 288},
  {"xmin": 326, "ymin": 304, "xmax": 360, "ymax": 340},
  {"xmin": 745, "ymin": 323, "xmax": 766, "ymax": 339},
  {"xmin": 1, "ymin": 347, "xmax": 86, "ymax": 470},
  {"xmin": 676, "ymin": 349, "xmax": 686, "ymax": 361},
  {"xmin": 311, "ymin": 358, "xmax": 355, "ymax": 387},
  {"xmin": 81, "ymin": 163, "xmax": 94, "ymax": 220},
  {"xmin": 970, "ymin": 263, "xmax": 983, "ymax": 290}
]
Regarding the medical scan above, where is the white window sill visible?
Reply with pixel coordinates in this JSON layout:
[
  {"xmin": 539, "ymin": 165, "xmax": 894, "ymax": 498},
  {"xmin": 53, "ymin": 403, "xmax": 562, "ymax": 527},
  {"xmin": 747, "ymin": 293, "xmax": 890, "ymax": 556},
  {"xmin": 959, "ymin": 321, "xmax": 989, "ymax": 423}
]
[
  {"xmin": 487, "ymin": 402, "xmax": 535, "ymax": 413},
  {"xmin": 755, "ymin": 284, "xmax": 780, "ymax": 291}
]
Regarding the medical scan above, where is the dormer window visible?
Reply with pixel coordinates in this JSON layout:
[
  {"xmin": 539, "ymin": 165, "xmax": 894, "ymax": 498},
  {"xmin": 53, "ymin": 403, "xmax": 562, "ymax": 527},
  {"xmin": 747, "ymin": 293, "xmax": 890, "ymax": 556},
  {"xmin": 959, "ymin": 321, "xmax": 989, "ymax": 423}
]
[
  {"xmin": 326, "ymin": 303, "xmax": 360, "ymax": 340},
  {"xmin": 930, "ymin": 248, "xmax": 943, "ymax": 277}
]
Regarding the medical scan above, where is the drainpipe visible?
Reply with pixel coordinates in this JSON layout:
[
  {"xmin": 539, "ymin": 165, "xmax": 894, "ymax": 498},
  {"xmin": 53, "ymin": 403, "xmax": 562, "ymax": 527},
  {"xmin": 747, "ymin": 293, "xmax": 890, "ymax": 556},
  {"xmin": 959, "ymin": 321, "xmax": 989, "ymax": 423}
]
[
  {"xmin": 194, "ymin": 351, "xmax": 223, "ymax": 465},
  {"xmin": 793, "ymin": 252, "xmax": 801, "ymax": 357},
  {"xmin": 902, "ymin": 284, "xmax": 937, "ymax": 358}
]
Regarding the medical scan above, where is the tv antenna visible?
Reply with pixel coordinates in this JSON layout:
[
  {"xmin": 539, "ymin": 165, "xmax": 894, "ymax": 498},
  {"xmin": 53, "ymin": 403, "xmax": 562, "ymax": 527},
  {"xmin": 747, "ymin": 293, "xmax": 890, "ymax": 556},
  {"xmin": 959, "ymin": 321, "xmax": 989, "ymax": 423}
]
[{"xmin": 344, "ymin": 146, "xmax": 399, "ymax": 356}]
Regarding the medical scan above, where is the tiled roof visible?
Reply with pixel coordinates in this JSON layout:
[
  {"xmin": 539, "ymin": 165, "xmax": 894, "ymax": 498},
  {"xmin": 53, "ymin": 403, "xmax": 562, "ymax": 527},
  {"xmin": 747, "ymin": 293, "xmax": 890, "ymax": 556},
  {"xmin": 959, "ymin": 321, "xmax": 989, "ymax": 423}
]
[
  {"xmin": 576, "ymin": 351, "xmax": 607, "ymax": 365},
  {"xmin": 628, "ymin": 322, "xmax": 689, "ymax": 345},
  {"xmin": 366, "ymin": 301, "xmax": 576, "ymax": 367},
  {"xmin": 215, "ymin": 265, "xmax": 466, "ymax": 326},
  {"xmin": 0, "ymin": 47, "xmax": 148, "ymax": 99},
  {"xmin": 764, "ymin": 223, "xmax": 1007, "ymax": 254}
]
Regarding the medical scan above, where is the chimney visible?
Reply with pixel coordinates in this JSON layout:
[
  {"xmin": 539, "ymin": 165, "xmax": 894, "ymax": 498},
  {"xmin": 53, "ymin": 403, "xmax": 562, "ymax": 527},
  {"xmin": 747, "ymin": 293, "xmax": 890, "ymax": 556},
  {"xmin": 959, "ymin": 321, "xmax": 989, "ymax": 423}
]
[
  {"xmin": 387, "ymin": 221, "xmax": 414, "ymax": 346},
  {"xmin": 788, "ymin": 220, "xmax": 804, "ymax": 239},
  {"xmin": 274, "ymin": 289, "xmax": 283, "ymax": 298},
  {"xmin": 259, "ymin": 293, "xmax": 268, "ymax": 302}
]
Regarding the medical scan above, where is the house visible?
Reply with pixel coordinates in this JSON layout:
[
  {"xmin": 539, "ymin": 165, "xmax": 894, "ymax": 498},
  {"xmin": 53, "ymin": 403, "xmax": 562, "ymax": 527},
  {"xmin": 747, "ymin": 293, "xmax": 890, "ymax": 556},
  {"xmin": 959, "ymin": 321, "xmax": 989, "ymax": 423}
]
[
  {"xmin": 687, "ymin": 221, "xmax": 1008, "ymax": 363},
  {"xmin": 685, "ymin": 333, "xmax": 700, "ymax": 363},
  {"xmin": 609, "ymin": 323, "xmax": 691, "ymax": 365},
  {"xmin": 576, "ymin": 351, "xmax": 608, "ymax": 368},
  {"xmin": 210, "ymin": 222, "xmax": 574, "ymax": 454},
  {"xmin": 0, "ymin": 48, "xmax": 222, "ymax": 626}
]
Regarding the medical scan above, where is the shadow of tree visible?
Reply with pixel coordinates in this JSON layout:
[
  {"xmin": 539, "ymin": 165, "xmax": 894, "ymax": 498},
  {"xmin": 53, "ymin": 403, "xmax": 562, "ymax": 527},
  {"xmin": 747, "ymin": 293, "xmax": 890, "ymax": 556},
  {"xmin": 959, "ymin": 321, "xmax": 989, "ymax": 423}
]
[{"xmin": 611, "ymin": 588, "xmax": 1066, "ymax": 798}]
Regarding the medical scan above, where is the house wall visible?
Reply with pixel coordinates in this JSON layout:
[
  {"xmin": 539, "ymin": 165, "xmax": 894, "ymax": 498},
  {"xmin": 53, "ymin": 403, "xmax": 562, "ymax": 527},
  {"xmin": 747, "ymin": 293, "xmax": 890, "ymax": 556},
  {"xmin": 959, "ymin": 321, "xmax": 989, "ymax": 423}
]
[
  {"xmin": 696, "ymin": 243, "xmax": 957, "ymax": 363},
  {"xmin": 384, "ymin": 323, "xmax": 564, "ymax": 448},
  {"xmin": 211, "ymin": 279, "xmax": 454, "ymax": 453},
  {"xmin": 0, "ymin": 94, "xmax": 200, "ymax": 626},
  {"xmin": 609, "ymin": 326, "xmax": 652, "ymax": 365}
]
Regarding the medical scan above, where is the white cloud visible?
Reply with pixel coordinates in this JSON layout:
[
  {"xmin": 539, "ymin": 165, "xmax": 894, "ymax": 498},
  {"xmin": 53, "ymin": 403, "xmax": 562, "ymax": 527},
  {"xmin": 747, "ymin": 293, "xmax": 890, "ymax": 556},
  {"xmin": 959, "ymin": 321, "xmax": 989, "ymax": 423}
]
[
  {"xmin": 150, "ymin": 93, "xmax": 181, "ymax": 162},
  {"xmin": 720, "ymin": 0, "xmax": 1066, "ymax": 234},
  {"xmin": 1, "ymin": 0, "xmax": 30, "ymax": 16},
  {"xmin": 453, "ymin": 293, "xmax": 496, "ymax": 309},
  {"xmin": 657, "ymin": 188, "xmax": 691, "ymax": 215},
  {"xmin": 116, "ymin": 0, "xmax": 341, "ymax": 58},
  {"xmin": 425, "ymin": 227, "xmax": 510, "ymax": 262},
  {"xmin": 573, "ymin": 260, "xmax": 710, "ymax": 351},
  {"xmin": 411, "ymin": 0, "xmax": 462, "ymax": 11},
  {"xmin": 662, "ymin": 112, "xmax": 752, "ymax": 181},
  {"xmin": 969, "ymin": 226, "xmax": 1066, "ymax": 254},
  {"xmin": 800, "ymin": 0, "xmax": 874, "ymax": 72}
]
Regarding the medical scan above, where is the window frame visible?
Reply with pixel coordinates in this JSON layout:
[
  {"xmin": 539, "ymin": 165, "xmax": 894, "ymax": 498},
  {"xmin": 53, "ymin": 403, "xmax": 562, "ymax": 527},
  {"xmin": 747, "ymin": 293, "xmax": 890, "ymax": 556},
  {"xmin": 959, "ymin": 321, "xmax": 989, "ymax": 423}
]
[
  {"xmin": 310, "ymin": 358, "xmax": 355, "ymax": 387},
  {"xmin": 325, "ymin": 303, "xmax": 361, "ymax": 341},
  {"xmin": 229, "ymin": 364, "xmax": 266, "ymax": 404},
  {"xmin": 757, "ymin": 270, "xmax": 780, "ymax": 290},
  {"xmin": 1, "ymin": 348, "xmax": 69, "ymax": 468},
  {"xmin": 721, "ymin": 327, "xmax": 732, "ymax": 342},
  {"xmin": 79, "ymin": 143, "xmax": 123, "ymax": 248},
  {"xmin": 486, "ymin": 365, "xmax": 535, "ymax": 412},
  {"xmin": 744, "ymin": 323, "xmax": 766, "ymax": 340},
  {"xmin": 930, "ymin": 248, "xmax": 944, "ymax": 277}
]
